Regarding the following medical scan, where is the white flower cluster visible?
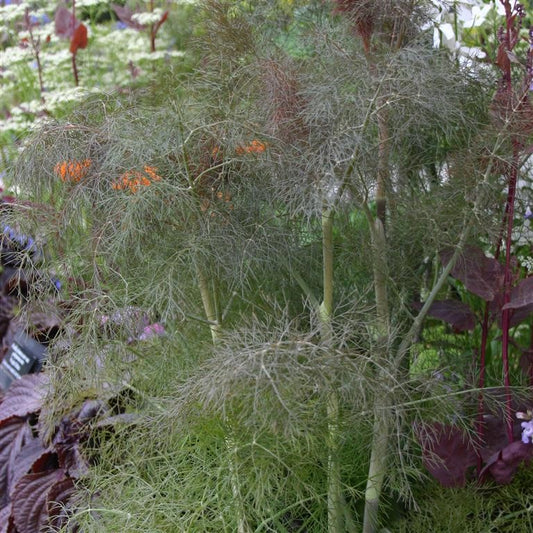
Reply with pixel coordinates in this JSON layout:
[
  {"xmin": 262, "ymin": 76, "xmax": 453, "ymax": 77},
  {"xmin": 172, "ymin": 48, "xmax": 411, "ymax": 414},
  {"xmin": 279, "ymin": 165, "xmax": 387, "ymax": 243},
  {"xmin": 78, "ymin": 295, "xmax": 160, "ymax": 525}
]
[
  {"xmin": 424, "ymin": 0, "xmax": 506, "ymax": 59},
  {"xmin": 0, "ymin": 2, "xmax": 28, "ymax": 23},
  {"xmin": 0, "ymin": 0, "xmax": 186, "ymax": 142},
  {"xmin": 132, "ymin": 9, "xmax": 166, "ymax": 26}
]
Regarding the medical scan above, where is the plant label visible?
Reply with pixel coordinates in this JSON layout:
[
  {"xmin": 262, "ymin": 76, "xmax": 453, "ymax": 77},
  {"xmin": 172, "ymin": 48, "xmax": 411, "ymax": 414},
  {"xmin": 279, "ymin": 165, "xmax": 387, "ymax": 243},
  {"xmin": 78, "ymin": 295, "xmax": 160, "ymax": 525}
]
[{"xmin": 0, "ymin": 331, "xmax": 47, "ymax": 391}]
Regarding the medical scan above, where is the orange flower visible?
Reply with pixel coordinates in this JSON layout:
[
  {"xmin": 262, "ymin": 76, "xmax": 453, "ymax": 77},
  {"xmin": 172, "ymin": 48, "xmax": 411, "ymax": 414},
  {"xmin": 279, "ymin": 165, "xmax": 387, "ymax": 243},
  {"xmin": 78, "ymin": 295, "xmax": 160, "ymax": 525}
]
[
  {"xmin": 54, "ymin": 159, "xmax": 92, "ymax": 183},
  {"xmin": 235, "ymin": 139, "xmax": 267, "ymax": 155},
  {"xmin": 112, "ymin": 166, "xmax": 162, "ymax": 193}
]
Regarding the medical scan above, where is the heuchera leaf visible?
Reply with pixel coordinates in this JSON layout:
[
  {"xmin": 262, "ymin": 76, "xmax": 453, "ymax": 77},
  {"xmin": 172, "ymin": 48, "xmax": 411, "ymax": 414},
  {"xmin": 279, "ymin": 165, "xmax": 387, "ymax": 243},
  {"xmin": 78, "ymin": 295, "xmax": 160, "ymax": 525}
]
[
  {"xmin": 70, "ymin": 23, "xmax": 88, "ymax": 54},
  {"xmin": 54, "ymin": 6, "xmax": 78, "ymax": 39},
  {"xmin": 0, "ymin": 373, "xmax": 49, "ymax": 421},
  {"xmin": 413, "ymin": 299, "xmax": 476, "ymax": 332},
  {"xmin": 441, "ymin": 245, "xmax": 504, "ymax": 301},
  {"xmin": 480, "ymin": 441, "xmax": 533, "ymax": 484},
  {"xmin": 11, "ymin": 469, "xmax": 68, "ymax": 533},
  {"xmin": 416, "ymin": 422, "xmax": 477, "ymax": 487}
]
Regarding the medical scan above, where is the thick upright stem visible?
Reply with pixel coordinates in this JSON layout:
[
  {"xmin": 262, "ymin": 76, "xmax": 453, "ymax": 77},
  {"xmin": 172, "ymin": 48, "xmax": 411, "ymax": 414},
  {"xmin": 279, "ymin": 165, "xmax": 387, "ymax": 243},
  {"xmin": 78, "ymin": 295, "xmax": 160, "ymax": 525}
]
[
  {"xmin": 376, "ymin": 105, "xmax": 389, "ymax": 229},
  {"xmin": 195, "ymin": 261, "xmax": 249, "ymax": 532},
  {"xmin": 363, "ymin": 217, "xmax": 390, "ymax": 533},
  {"xmin": 320, "ymin": 208, "xmax": 345, "ymax": 533},
  {"xmin": 195, "ymin": 262, "xmax": 220, "ymax": 344},
  {"xmin": 363, "ymin": 93, "xmax": 391, "ymax": 532},
  {"xmin": 320, "ymin": 208, "xmax": 334, "ymax": 340}
]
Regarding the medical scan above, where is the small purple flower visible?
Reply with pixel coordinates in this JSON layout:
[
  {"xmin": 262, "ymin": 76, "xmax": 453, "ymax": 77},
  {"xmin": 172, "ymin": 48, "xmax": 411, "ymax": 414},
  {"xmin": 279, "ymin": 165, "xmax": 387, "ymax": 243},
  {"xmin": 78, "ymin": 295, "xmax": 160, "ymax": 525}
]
[
  {"xmin": 525, "ymin": 206, "xmax": 533, "ymax": 219},
  {"xmin": 521, "ymin": 420, "xmax": 533, "ymax": 444},
  {"xmin": 116, "ymin": 21, "xmax": 127, "ymax": 30},
  {"xmin": 52, "ymin": 277, "xmax": 61, "ymax": 291},
  {"xmin": 138, "ymin": 322, "xmax": 165, "ymax": 341}
]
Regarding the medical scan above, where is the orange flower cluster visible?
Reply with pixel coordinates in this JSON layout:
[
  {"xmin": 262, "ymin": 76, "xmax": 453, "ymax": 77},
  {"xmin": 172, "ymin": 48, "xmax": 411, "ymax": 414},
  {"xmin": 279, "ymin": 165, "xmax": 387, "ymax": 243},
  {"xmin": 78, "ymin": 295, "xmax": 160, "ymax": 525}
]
[
  {"xmin": 235, "ymin": 139, "xmax": 267, "ymax": 155},
  {"xmin": 111, "ymin": 166, "xmax": 162, "ymax": 193},
  {"xmin": 54, "ymin": 159, "xmax": 92, "ymax": 183}
]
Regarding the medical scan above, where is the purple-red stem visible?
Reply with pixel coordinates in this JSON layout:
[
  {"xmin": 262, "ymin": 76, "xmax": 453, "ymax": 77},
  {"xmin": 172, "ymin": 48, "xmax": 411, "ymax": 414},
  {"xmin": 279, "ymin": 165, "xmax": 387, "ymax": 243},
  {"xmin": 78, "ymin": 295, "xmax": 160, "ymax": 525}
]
[
  {"xmin": 476, "ymin": 306, "xmax": 491, "ymax": 472},
  {"xmin": 149, "ymin": 0, "xmax": 155, "ymax": 53},
  {"xmin": 477, "ymin": 0, "xmax": 523, "ymax": 448},
  {"xmin": 71, "ymin": 0, "xmax": 79, "ymax": 86},
  {"xmin": 501, "ymin": 143, "xmax": 519, "ymax": 443}
]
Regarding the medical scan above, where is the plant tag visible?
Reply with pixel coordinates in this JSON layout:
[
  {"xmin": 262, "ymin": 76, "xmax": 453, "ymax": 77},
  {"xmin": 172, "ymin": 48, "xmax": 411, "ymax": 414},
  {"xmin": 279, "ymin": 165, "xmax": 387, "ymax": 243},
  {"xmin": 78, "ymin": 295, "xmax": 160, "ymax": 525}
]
[{"xmin": 0, "ymin": 331, "xmax": 47, "ymax": 391}]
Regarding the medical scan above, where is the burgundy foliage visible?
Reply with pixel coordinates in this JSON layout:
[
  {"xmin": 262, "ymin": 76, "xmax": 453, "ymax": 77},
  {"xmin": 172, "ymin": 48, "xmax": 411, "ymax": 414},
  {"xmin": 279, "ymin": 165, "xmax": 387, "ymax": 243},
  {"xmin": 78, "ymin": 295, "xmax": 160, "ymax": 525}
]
[
  {"xmin": 416, "ymin": 242, "xmax": 533, "ymax": 486},
  {"xmin": 0, "ymin": 374, "xmax": 113, "ymax": 532},
  {"xmin": 416, "ymin": 423, "xmax": 477, "ymax": 487},
  {"xmin": 412, "ymin": 299, "xmax": 476, "ymax": 332},
  {"xmin": 480, "ymin": 441, "xmax": 533, "ymax": 484}
]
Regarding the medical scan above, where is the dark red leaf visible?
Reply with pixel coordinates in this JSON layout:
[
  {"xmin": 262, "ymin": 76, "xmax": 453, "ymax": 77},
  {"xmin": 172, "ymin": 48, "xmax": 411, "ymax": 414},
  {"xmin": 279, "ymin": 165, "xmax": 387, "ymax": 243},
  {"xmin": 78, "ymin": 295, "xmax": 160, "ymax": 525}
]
[
  {"xmin": 112, "ymin": 4, "xmax": 144, "ymax": 31},
  {"xmin": 413, "ymin": 299, "xmax": 476, "ymax": 332},
  {"xmin": 54, "ymin": 6, "xmax": 77, "ymax": 39},
  {"xmin": 441, "ymin": 245, "xmax": 504, "ymax": 301},
  {"xmin": 11, "ymin": 469, "xmax": 67, "ymax": 533},
  {"xmin": 69, "ymin": 23, "xmax": 88, "ymax": 54},
  {"xmin": 56, "ymin": 440, "xmax": 88, "ymax": 478},
  {"xmin": 480, "ymin": 441, "xmax": 533, "ymax": 484},
  {"xmin": 0, "ymin": 373, "xmax": 49, "ymax": 421},
  {"xmin": 496, "ymin": 41, "xmax": 511, "ymax": 73},
  {"xmin": 416, "ymin": 422, "xmax": 477, "ymax": 487},
  {"xmin": 0, "ymin": 417, "xmax": 31, "ymax": 504}
]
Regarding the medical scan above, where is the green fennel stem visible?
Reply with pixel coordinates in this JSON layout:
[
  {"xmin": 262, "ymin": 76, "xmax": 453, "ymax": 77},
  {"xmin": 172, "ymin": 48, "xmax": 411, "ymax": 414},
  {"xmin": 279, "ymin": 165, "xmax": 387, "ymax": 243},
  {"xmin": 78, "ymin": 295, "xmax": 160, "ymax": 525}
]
[{"xmin": 320, "ymin": 207, "xmax": 349, "ymax": 533}]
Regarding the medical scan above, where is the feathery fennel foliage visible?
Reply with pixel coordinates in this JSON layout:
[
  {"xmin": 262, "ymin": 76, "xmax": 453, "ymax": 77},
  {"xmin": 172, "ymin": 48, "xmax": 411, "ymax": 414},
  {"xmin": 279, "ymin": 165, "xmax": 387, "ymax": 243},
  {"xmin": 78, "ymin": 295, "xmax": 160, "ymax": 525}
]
[{"xmin": 6, "ymin": 1, "xmax": 510, "ymax": 531}]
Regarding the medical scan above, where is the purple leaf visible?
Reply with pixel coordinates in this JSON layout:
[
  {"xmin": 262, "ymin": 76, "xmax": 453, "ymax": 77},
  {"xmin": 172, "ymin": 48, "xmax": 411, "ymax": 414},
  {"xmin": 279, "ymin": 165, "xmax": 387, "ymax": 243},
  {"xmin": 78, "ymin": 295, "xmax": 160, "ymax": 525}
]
[
  {"xmin": 0, "ymin": 373, "xmax": 49, "ymax": 421},
  {"xmin": 11, "ymin": 469, "xmax": 67, "ymax": 533},
  {"xmin": 47, "ymin": 476, "xmax": 75, "ymax": 529},
  {"xmin": 54, "ymin": 6, "xmax": 78, "ymax": 39},
  {"xmin": 480, "ymin": 441, "xmax": 533, "ymax": 484},
  {"xmin": 0, "ymin": 417, "xmax": 31, "ymax": 504},
  {"xmin": 478, "ymin": 412, "xmax": 523, "ymax": 461},
  {"xmin": 112, "ymin": 4, "xmax": 145, "ymax": 31},
  {"xmin": 0, "ymin": 504, "xmax": 13, "ymax": 533},
  {"xmin": 413, "ymin": 299, "xmax": 476, "ymax": 332},
  {"xmin": 416, "ymin": 422, "xmax": 477, "ymax": 487},
  {"xmin": 502, "ymin": 276, "xmax": 533, "ymax": 311},
  {"xmin": 519, "ymin": 348, "xmax": 533, "ymax": 379},
  {"xmin": 13, "ymin": 436, "xmax": 50, "ymax": 486},
  {"xmin": 441, "ymin": 246, "xmax": 504, "ymax": 301}
]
